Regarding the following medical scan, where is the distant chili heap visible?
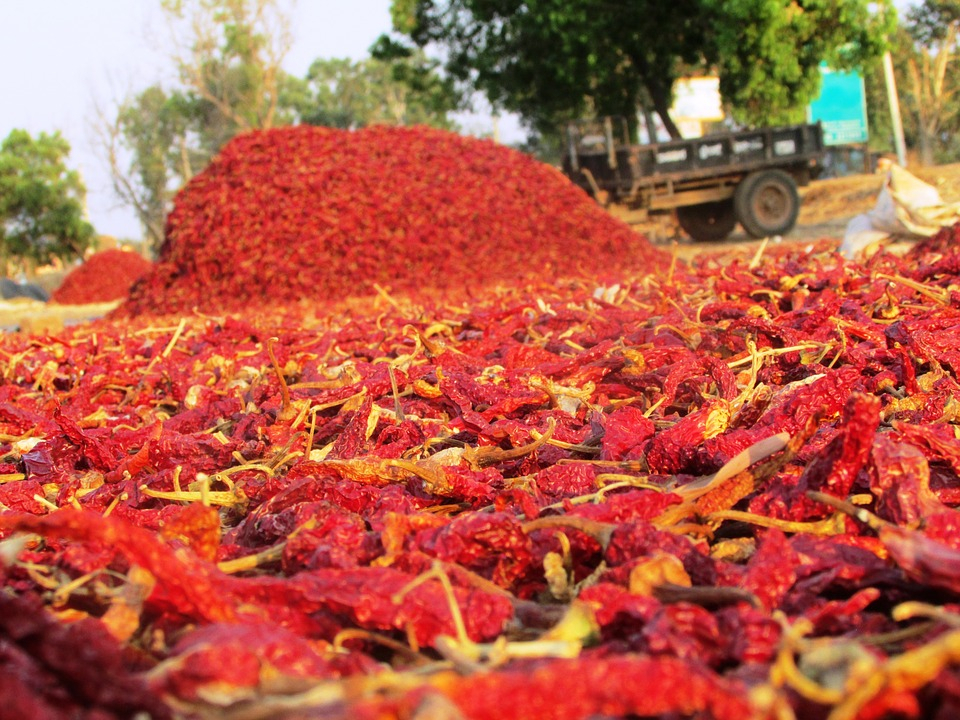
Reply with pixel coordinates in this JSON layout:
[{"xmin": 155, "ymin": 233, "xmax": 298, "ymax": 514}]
[
  {"xmin": 121, "ymin": 124, "xmax": 663, "ymax": 316},
  {"xmin": 51, "ymin": 248, "xmax": 152, "ymax": 305}
]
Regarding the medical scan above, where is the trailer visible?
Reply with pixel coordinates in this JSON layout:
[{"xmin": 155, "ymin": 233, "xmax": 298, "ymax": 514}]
[{"xmin": 562, "ymin": 118, "xmax": 826, "ymax": 242}]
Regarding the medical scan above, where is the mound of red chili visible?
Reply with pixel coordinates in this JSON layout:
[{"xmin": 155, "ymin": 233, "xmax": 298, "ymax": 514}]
[
  {"xmin": 51, "ymin": 248, "xmax": 153, "ymax": 305},
  {"xmin": 6, "ymin": 207, "xmax": 960, "ymax": 718},
  {"xmin": 120, "ymin": 125, "xmax": 664, "ymax": 316}
]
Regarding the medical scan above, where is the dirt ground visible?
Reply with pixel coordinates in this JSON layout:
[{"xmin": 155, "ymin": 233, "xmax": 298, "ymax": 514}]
[{"xmin": 644, "ymin": 162, "xmax": 960, "ymax": 258}]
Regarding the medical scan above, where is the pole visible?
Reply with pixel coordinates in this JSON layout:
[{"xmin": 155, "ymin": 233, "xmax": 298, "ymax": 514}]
[{"xmin": 882, "ymin": 50, "xmax": 907, "ymax": 167}]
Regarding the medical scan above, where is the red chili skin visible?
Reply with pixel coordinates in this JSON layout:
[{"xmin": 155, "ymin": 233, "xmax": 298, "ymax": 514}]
[
  {"xmin": 104, "ymin": 423, "xmax": 162, "ymax": 484},
  {"xmin": 347, "ymin": 654, "xmax": 754, "ymax": 720},
  {"xmin": 600, "ymin": 405, "xmax": 655, "ymax": 461},
  {"xmin": 740, "ymin": 529, "xmax": 798, "ymax": 611},
  {"xmin": 870, "ymin": 434, "xmax": 940, "ymax": 525},
  {"xmin": 53, "ymin": 405, "xmax": 123, "ymax": 471},
  {"xmin": 796, "ymin": 391, "xmax": 881, "ymax": 499},
  {"xmin": 149, "ymin": 622, "xmax": 380, "ymax": 702},
  {"xmin": 881, "ymin": 523, "xmax": 960, "ymax": 594},
  {"xmin": 0, "ymin": 509, "xmax": 241, "ymax": 624},
  {"xmin": 0, "ymin": 583, "xmax": 172, "ymax": 719},
  {"xmin": 0, "ymin": 509, "xmax": 514, "ymax": 647}
]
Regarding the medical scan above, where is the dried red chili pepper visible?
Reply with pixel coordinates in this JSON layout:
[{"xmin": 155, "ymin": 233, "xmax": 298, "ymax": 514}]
[
  {"xmin": 796, "ymin": 391, "xmax": 881, "ymax": 499},
  {"xmin": 149, "ymin": 622, "xmax": 376, "ymax": 703},
  {"xmin": 599, "ymin": 405, "xmax": 655, "ymax": 461},
  {"xmin": 869, "ymin": 434, "xmax": 942, "ymax": 525},
  {"xmin": 1, "ymin": 509, "xmax": 242, "ymax": 624},
  {"xmin": 412, "ymin": 511, "xmax": 534, "ymax": 588}
]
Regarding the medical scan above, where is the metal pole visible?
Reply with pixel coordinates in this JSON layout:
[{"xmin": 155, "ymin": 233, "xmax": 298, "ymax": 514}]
[{"xmin": 883, "ymin": 50, "xmax": 908, "ymax": 167}]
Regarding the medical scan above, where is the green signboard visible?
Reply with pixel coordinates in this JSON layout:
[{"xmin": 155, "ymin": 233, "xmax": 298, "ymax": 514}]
[{"xmin": 807, "ymin": 66, "xmax": 869, "ymax": 146}]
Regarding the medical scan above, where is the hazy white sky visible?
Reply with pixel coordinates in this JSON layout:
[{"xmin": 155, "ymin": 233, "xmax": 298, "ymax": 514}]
[{"xmin": 0, "ymin": 1, "xmax": 404, "ymax": 239}]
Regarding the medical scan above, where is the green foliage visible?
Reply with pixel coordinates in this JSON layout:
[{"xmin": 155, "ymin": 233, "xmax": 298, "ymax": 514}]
[
  {"xmin": 862, "ymin": 0, "xmax": 960, "ymax": 165},
  {"xmin": 287, "ymin": 42, "xmax": 461, "ymax": 129},
  {"xmin": 390, "ymin": 0, "xmax": 892, "ymax": 141},
  {"xmin": 709, "ymin": 0, "xmax": 893, "ymax": 127},
  {"xmin": 907, "ymin": 0, "xmax": 960, "ymax": 45},
  {"xmin": 863, "ymin": 24, "xmax": 917, "ymax": 157},
  {"xmin": 390, "ymin": 0, "xmax": 701, "ymax": 140},
  {"xmin": 0, "ymin": 130, "xmax": 95, "ymax": 265},
  {"xmin": 160, "ymin": 0, "xmax": 293, "ymax": 138}
]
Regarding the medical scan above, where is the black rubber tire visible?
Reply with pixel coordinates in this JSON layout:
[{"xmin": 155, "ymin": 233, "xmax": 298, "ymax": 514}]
[
  {"xmin": 734, "ymin": 169, "xmax": 800, "ymax": 239},
  {"xmin": 676, "ymin": 199, "xmax": 737, "ymax": 242}
]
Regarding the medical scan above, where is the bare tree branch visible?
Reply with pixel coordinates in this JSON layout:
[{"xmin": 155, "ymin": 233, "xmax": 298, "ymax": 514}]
[{"xmin": 89, "ymin": 96, "xmax": 166, "ymax": 249}]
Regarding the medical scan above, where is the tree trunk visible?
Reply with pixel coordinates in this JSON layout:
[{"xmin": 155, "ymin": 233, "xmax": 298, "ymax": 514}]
[
  {"xmin": 646, "ymin": 83, "xmax": 682, "ymax": 140},
  {"xmin": 629, "ymin": 50, "xmax": 682, "ymax": 141},
  {"xmin": 917, "ymin": 124, "xmax": 937, "ymax": 166}
]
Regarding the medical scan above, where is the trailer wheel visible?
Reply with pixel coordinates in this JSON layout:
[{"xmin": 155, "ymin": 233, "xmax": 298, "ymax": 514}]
[
  {"xmin": 676, "ymin": 200, "xmax": 737, "ymax": 242},
  {"xmin": 734, "ymin": 169, "xmax": 800, "ymax": 238}
]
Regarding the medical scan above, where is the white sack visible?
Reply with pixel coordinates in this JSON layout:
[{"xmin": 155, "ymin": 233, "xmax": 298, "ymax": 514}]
[{"xmin": 841, "ymin": 164, "xmax": 960, "ymax": 258}]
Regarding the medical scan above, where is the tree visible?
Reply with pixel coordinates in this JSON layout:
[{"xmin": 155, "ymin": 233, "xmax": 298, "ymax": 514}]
[
  {"xmin": 706, "ymin": 0, "xmax": 892, "ymax": 127},
  {"xmin": 389, "ymin": 0, "xmax": 892, "ymax": 140},
  {"xmin": 286, "ymin": 40, "xmax": 461, "ymax": 129},
  {"xmin": 389, "ymin": 0, "xmax": 704, "ymax": 140},
  {"xmin": 902, "ymin": 0, "xmax": 960, "ymax": 165},
  {"xmin": 95, "ymin": 86, "xmax": 196, "ymax": 248},
  {"xmin": 0, "ymin": 130, "xmax": 95, "ymax": 268},
  {"xmin": 160, "ymin": 0, "xmax": 296, "ymax": 146},
  {"xmin": 863, "ymin": 24, "xmax": 913, "ymax": 157},
  {"xmin": 102, "ymin": 0, "xmax": 298, "ymax": 250}
]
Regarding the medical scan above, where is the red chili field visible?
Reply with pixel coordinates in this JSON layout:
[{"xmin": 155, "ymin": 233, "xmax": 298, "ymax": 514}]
[{"xmin": 4, "ymin": 127, "xmax": 960, "ymax": 720}]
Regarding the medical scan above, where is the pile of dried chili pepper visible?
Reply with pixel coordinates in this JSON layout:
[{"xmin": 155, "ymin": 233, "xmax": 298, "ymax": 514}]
[
  {"xmin": 120, "ymin": 125, "xmax": 664, "ymax": 316},
  {"xmin": 50, "ymin": 248, "xmax": 153, "ymax": 305},
  {"xmin": 7, "ymin": 182, "xmax": 960, "ymax": 718}
]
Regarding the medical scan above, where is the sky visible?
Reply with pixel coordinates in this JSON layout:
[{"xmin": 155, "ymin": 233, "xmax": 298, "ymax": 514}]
[{"xmin": 0, "ymin": 0, "xmax": 505, "ymax": 241}]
